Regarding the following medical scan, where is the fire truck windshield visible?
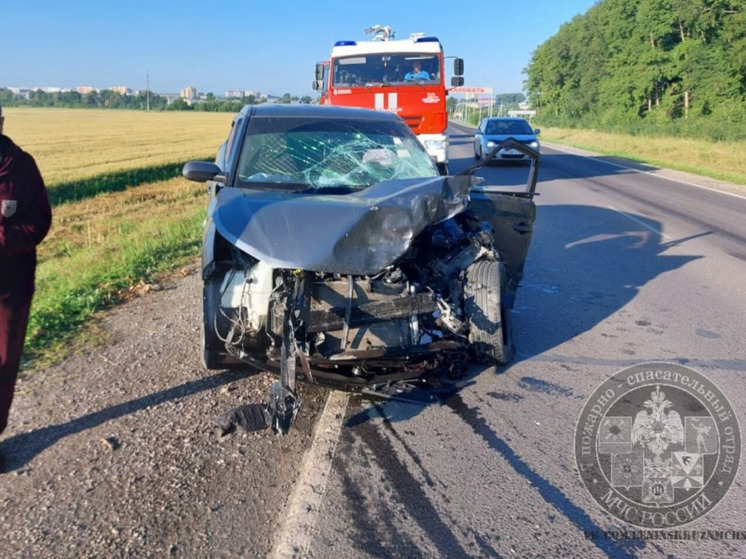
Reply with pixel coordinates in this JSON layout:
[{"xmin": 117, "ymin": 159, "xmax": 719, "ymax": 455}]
[{"xmin": 332, "ymin": 54, "xmax": 440, "ymax": 87}]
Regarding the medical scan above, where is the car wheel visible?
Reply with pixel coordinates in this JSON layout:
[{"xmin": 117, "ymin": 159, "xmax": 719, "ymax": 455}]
[
  {"xmin": 464, "ymin": 260, "xmax": 514, "ymax": 365},
  {"xmin": 202, "ymin": 276, "xmax": 240, "ymax": 369},
  {"xmin": 474, "ymin": 145, "xmax": 480, "ymax": 160}
]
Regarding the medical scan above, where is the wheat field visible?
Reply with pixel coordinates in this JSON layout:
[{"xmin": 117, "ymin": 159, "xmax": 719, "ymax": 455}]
[
  {"xmin": 3, "ymin": 107, "xmax": 235, "ymax": 186},
  {"xmin": 0, "ymin": 107, "xmax": 236, "ymax": 360}
]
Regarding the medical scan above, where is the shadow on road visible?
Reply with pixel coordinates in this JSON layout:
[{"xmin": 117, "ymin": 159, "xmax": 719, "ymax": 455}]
[
  {"xmin": 2, "ymin": 368, "xmax": 255, "ymax": 471},
  {"xmin": 513, "ymin": 203, "xmax": 702, "ymax": 360},
  {"xmin": 444, "ymin": 392, "xmax": 646, "ymax": 558},
  {"xmin": 332, "ymin": 127, "xmax": 709, "ymax": 557},
  {"xmin": 346, "ymin": 186, "xmax": 704, "ymax": 416},
  {"xmin": 342, "ymin": 390, "xmax": 647, "ymax": 558}
]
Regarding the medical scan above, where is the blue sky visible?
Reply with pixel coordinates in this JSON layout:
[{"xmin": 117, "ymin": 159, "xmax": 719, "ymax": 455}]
[{"xmin": 1, "ymin": 0, "xmax": 598, "ymax": 97}]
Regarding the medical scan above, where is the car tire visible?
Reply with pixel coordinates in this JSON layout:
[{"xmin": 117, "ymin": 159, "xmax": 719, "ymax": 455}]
[
  {"xmin": 437, "ymin": 162, "xmax": 449, "ymax": 176},
  {"xmin": 474, "ymin": 145, "xmax": 480, "ymax": 160},
  {"xmin": 464, "ymin": 260, "xmax": 514, "ymax": 366},
  {"xmin": 202, "ymin": 276, "xmax": 240, "ymax": 370}
]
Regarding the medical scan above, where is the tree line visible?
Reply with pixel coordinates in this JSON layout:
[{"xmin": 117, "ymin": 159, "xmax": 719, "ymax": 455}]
[
  {"xmin": 524, "ymin": 0, "xmax": 746, "ymax": 139},
  {"xmin": 0, "ymin": 88, "xmax": 314, "ymax": 112}
]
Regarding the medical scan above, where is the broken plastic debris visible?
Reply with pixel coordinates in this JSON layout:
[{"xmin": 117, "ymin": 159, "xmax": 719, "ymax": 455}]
[
  {"xmin": 214, "ymin": 404, "xmax": 271, "ymax": 435},
  {"xmin": 214, "ymin": 382, "xmax": 302, "ymax": 436}
]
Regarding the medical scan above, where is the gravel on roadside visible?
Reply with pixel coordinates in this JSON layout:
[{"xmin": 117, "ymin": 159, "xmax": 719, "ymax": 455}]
[{"xmin": 0, "ymin": 265, "xmax": 328, "ymax": 559}]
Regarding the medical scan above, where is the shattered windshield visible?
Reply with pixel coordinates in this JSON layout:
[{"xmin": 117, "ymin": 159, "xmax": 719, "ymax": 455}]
[
  {"xmin": 236, "ymin": 115, "xmax": 439, "ymax": 191},
  {"xmin": 332, "ymin": 53, "xmax": 441, "ymax": 87}
]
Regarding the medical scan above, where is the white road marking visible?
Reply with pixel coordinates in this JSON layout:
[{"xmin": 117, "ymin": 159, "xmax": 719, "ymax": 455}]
[
  {"xmin": 270, "ymin": 389, "xmax": 349, "ymax": 559},
  {"xmin": 607, "ymin": 205, "xmax": 672, "ymax": 240}
]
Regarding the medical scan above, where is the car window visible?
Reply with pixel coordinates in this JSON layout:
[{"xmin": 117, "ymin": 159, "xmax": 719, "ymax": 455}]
[
  {"xmin": 236, "ymin": 116, "xmax": 439, "ymax": 191},
  {"xmin": 485, "ymin": 120, "xmax": 533, "ymax": 135},
  {"xmin": 333, "ymin": 54, "xmax": 440, "ymax": 86}
]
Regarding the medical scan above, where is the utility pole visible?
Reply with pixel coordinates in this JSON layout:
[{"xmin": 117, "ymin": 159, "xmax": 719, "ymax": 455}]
[{"xmin": 146, "ymin": 70, "xmax": 150, "ymax": 112}]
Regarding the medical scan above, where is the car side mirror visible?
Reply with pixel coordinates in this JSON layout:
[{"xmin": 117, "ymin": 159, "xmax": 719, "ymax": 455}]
[
  {"xmin": 183, "ymin": 161, "xmax": 222, "ymax": 182},
  {"xmin": 453, "ymin": 58, "xmax": 464, "ymax": 76},
  {"xmin": 451, "ymin": 76, "xmax": 464, "ymax": 87},
  {"xmin": 315, "ymin": 62, "xmax": 325, "ymax": 81},
  {"xmin": 534, "ymin": 128, "xmax": 541, "ymax": 134}
]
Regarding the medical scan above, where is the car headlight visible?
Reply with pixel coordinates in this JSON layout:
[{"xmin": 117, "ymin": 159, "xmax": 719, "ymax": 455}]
[
  {"xmin": 423, "ymin": 139, "xmax": 446, "ymax": 151},
  {"xmin": 486, "ymin": 141, "xmax": 496, "ymax": 148},
  {"xmin": 529, "ymin": 141, "xmax": 539, "ymax": 149}
]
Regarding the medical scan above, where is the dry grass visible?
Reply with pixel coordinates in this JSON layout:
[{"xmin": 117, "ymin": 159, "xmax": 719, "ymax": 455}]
[
  {"xmin": 0, "ymin": 107, "xmax": 228, "ymax": 362},
  {"xmin": 3, "ymin": 107, "xmax": 234, "ymax": 186},
  {"xmin": 38, "ymin": 176, "xmax": 205, "ymax": 264},
  {"xmin": 28, "ymin": 176, "xmax": 207, "ymax": 361},
  {"xmin": 540, "ymin": 127, "xmax": 746, "ymax": 186}
]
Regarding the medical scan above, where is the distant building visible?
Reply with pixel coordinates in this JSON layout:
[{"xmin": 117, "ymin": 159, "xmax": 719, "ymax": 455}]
[
  {"xmin": 110, "ymin": 86, "xmax": 132, "ymax": 95},
  {"xmin": 180, "ymin": 86, "xmax": 198, "ymax": 100},
  {"xmin": 8, "ymin": 87, "xmax": 31, "ymax": 99},
  {"xmin": 77, "ymin": 85, "xmax": 97, "ymax": 94},
  {"xmin": 226, "ymin": 90, "xmax": 260, "ymax": 99},
  {"xmin": 162, "ymin": 93, "xmax": 181, "ymax": 104}
]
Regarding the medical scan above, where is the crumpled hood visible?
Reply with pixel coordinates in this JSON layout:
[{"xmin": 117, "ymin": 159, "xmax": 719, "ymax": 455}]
[{"xmin": 212, "ymin": 175, "xmax": 475, "ymax": 275}]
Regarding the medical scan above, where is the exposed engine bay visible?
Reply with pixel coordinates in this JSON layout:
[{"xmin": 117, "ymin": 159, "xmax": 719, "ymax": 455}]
[
  {"xmin": 182, "ymin": 104, "xmax": 538, "ymax": 435},
  {"xmin": 204, "ymin": 168, "xmax": 534, "ymax": 435}
]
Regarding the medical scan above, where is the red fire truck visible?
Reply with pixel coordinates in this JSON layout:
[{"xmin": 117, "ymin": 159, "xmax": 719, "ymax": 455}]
[{"xmin": 313, "ymin": 25, "xmax": 464, "ymax": 174}]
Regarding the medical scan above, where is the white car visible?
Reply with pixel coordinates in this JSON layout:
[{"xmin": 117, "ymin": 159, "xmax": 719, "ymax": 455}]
[{"xmin": 474, "ymin": 117, "xmax": 540, "ymax": 162}]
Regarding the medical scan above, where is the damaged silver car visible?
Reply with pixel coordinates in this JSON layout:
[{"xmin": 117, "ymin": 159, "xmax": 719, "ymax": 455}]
[{"xmin": 183, "ymin": 104, "xmax": 538, "ymax": 434}]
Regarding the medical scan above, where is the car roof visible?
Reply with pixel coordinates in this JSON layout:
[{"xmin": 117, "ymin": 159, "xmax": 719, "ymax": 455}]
[
  {"xmin": 482, "ymin": 117, "xmax": 529, "ymax": 123},
  {"xmin": 240, "ymin": 103, "xmax": 402, "ymax": 122}
]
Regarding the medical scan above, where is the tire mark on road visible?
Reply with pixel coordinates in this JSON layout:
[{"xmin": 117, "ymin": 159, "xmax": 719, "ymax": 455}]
[{"xmin": 445, "ymin": 392, "xmax": 645, "ymax": 559}]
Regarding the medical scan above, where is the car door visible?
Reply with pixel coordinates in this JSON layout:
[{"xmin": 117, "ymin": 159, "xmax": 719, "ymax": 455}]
[
  {"xmin": 469, "ymin": 192, "xmax": 535, "ymax": 307},
  {"xmin": 465, "ymin": 141, "xmax": 539, "ymax": 307},
  {"xmin": 474, "ymin": 121, "xmax": 485, "ymax": 158}
]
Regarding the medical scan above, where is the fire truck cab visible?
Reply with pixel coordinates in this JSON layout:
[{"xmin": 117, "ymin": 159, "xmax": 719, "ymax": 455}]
[{"xmin": 314, "ymin": 26, "xmax": 464, "ymax": 174}]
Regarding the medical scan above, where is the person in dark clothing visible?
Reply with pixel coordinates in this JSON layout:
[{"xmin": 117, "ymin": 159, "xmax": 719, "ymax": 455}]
[{"xmin": 0, "ymin": 102, "xmax": 52, "ymax": 472}]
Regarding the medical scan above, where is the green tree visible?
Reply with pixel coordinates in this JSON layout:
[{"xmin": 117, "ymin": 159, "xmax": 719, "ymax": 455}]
[
  {"xmin": 167, "ymin": 98, "xmax": 192, "ymax": 111},
  {"xmin": 524, "ymin": 0, "xmax": 746, "ymax": 135}
]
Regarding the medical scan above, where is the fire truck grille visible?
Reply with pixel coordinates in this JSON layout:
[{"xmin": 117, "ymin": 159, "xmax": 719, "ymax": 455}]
[{"xmin": 403, "ymin": 117, "xmax": 423, "ymax": 130}]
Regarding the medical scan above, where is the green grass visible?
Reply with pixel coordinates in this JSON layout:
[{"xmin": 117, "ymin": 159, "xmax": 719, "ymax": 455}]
[
  {"xmin": 1, "ymin": 107, "xmax": 234, "ymax": 367},
  {"xmin": 24, "ymin": 176, "xmax": 207, "ymax": 367},
  {"xmin": 454, "ymin": 117, "xmax": 746, "ymax": 187},
  {"xmin": 537, "ymin": 127, "xmax": 746, "ymax": 187}
]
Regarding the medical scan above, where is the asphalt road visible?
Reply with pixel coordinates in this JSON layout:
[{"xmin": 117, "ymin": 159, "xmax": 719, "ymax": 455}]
[{"xmin": 273, "ymin": 125, "xmax": 746, "ymax": 558}]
